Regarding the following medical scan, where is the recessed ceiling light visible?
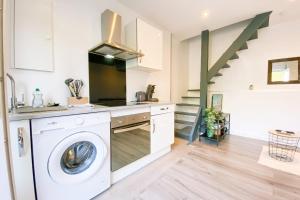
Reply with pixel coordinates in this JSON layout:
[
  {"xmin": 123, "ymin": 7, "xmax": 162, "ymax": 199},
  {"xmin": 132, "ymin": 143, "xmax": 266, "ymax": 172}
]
[{"xmin": 201, "ymin": 10, "xmax": 209, "ymax": 18}]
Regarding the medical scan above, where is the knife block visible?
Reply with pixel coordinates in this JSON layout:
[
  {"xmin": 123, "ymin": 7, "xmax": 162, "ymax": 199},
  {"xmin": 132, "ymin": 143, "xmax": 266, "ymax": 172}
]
[{"xmin": 67, "ymin": 97, "xmax": 89, "ymax": 105}]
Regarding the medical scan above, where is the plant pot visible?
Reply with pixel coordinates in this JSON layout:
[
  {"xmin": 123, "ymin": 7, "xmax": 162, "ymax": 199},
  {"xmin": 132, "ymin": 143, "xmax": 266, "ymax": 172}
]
[{"xmin": 207, "ymin": 129, "xmax": 214, "ymax": 138}]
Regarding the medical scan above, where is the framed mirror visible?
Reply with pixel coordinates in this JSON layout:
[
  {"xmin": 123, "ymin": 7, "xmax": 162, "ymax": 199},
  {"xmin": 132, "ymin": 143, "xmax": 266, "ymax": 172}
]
[{"xmin": 268, "ymin": 57, "xmax": 300, "ymax": 84}]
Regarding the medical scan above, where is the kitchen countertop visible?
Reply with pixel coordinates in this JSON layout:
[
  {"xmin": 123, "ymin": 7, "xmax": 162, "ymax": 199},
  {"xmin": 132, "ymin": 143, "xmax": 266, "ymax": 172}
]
[{"xmin": 9, "ymin": 102, "xmax": 174, "ymax": 121}]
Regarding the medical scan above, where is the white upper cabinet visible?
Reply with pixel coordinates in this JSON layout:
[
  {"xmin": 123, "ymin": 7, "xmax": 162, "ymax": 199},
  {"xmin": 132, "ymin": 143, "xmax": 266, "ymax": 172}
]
[
  {"xmin": 13, "ymin": 0, "xmax": 54, "ymax": 71},
  {"xmin": 125, "ymin": 19, "xmax": 163, "ymax": 71}
]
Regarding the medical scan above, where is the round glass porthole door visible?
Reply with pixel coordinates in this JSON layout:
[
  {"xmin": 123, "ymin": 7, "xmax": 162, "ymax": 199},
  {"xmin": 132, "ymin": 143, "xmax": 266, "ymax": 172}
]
[
  {"xmin": 61, "ymin": 141, "xmax": 97, "ymax": 175},
  {"xmin": 48, "ymin": 132, "xmax": 107, "ymax": 184}
]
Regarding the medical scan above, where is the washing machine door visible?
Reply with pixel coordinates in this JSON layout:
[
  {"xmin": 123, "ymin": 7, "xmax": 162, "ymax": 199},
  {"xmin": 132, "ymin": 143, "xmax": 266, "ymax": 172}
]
[{"xmin": 48, "ymin": 131, "xmax": 107, "ymax": 184}]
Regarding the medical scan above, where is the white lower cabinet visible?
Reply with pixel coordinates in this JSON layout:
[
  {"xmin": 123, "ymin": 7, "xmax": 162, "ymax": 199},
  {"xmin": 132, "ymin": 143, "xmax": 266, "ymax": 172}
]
[
  {"xmin": 9, "ymin": 120, "xmax": 35, "ymax": 200},
  {"xmin": 151, "ymin": 106, "xmax": 175, "ymax": 154}
]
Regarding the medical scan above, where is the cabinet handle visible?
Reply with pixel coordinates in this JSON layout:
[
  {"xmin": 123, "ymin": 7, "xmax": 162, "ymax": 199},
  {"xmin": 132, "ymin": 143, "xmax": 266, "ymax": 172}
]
[
  {"xmin": 139, "ymin": 50, "xmax": 142, "ymax": 64},
  {"xmin": 17, "ymin": 127, "xmax": 25, "ymax": 157},
  {"xmin": 152, "ymin": 120, "xmax": 156, "ymax": 134},
  {"xmin": 160, "ymin": 107, "xmax": 169, "ymax": 111}
]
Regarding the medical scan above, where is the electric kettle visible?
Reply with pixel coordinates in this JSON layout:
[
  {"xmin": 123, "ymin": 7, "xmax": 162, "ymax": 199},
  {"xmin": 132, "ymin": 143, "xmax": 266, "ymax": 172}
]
[{"xmin": 136, "ymin": 91, "xmax": 146, "ymax": 102}]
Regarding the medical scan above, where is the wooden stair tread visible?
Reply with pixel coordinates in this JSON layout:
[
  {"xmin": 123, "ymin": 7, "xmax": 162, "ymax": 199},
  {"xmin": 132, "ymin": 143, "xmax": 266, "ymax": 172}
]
[
  {"xmin": 248, "ymin": 30, "xmax": 258, "ymax": 41},
  {"xmin": 222, "ymin": 64, "xmax": 231, "ymax": 69},
  {"xmin": 214, "ymin": 73, "xmax": 223, "ymax": 77},
  {"xmin": 181, "ymin": 96, "xmax": 200, "ymax": 99},
  {"xmin": 176, "ymin": 103, "xmax": 200, "ymax": 107},
  {"xmin": 259, "ymin": 18, "xmax": 270, "ymax": 29},
  {"xmin": 175, "ymin": 111, "xmax": 197, "ymax": 116},
  {"xmin": 238, "ymin": 43, "xmax": 248, "ymax": 51},
  {"xmin": 229, "ymin": 53, "xmax": 239, "ymax": 60},
  {"xmin": 188, "ymin": 89, "xmax": 200, "ymax": 91}
]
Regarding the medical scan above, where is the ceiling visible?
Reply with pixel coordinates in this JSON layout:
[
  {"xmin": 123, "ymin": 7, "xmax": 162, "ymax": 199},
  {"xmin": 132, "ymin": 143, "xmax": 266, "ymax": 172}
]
[{"xmin": 117, "ymin": 0, "xmax": 300, "ymax": 40}]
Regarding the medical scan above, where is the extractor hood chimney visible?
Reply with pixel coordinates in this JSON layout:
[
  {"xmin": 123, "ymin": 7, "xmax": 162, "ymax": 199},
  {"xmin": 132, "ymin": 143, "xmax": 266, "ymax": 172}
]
[{"xmin": 89, "ymin": 9, "xmax": 143, "ymax": 60}]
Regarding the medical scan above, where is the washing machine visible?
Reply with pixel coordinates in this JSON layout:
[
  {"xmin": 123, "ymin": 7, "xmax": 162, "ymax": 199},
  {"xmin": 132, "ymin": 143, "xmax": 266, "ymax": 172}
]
[{"xmin": 31, "ymin": 112, "xmax": 111, "ymax": 200}]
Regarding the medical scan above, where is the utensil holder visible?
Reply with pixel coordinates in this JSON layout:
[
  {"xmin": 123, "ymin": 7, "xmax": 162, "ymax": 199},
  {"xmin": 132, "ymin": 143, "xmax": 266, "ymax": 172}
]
[{"xmin": 67, "ymin": 97, "xmax": 89, "ymax": 105}]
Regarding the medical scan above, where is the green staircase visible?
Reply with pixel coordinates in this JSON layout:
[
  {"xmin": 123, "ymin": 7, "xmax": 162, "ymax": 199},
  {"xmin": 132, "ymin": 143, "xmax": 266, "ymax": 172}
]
[
  {"xmin": 175, "ymin": 11, "xmax": 272, "ymax": 143},
  {"xmin": 175, "ymin": 89, "xmax": 200, "ymax": 141},
  {"xmin": 207, "ymin": 12, "xmax": 272, "ymax": 81}
]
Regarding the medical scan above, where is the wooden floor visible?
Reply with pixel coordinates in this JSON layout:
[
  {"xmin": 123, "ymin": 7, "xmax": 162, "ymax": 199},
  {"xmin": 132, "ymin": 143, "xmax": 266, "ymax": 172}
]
[{"xmin": 94, "ymin": 135, "xmax": 300, "ymax": 200}]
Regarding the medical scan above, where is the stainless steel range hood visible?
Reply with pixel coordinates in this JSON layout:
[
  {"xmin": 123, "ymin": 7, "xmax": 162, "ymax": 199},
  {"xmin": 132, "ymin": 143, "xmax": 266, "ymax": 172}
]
[{"xmin": 89, "ymin": 9, "xmax": 143, "ymax": 60}]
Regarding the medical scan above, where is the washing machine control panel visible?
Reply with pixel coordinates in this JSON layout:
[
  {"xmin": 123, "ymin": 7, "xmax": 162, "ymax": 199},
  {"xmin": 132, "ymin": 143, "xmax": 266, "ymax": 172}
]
[
  {"xmin": 31, "ymin": 113, "xmax": 110, "ymax": 135},
  {"xmin": 75, "ymin": 117, "xmax": 85, "ymax": 125}
]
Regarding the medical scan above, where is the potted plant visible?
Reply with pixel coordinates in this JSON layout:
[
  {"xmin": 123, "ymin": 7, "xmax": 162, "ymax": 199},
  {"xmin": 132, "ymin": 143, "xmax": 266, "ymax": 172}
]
[{"xmin": 204, "ymin": 108, "xmax": 224, "ymax": 138}]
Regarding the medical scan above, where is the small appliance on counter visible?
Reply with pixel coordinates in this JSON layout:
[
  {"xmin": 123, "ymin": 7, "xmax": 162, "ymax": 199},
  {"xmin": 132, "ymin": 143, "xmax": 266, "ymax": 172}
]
[
  {"xmin": 145, "ymin": 84, "xmax": 159, "ymax": 102},
  {"xmin": 65, "ymin": 78, "xmax": 89, "ymax": 106},
  {"xmin": 135, "ymin": 91, "xmax": 146, "ymax": 102}
]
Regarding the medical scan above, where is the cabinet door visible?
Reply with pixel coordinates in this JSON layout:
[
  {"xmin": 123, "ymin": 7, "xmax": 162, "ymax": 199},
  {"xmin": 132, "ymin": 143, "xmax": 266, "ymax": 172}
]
[
  {"xmin": 151, "ymin": 112, "xmax": 174, "ymax": 154},
  {"xmin": 137, "ymin": 19, "xmax": 163, "ymax": 70},
  {"xmin": 14, "ymin": 0, "xmax": 54, "ymax": 71},
  {"xmin": 9, "ymin": 120, "xmax": 35, "ymax": 200}
]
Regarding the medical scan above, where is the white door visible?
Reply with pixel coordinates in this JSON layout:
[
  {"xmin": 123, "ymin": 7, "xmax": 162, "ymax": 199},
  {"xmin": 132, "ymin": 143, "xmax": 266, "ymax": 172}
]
[
  {"xmin": 0, "ymin": 0, "xmax": 13, "ymax": 197},
  {"xmin": 48, "ymin": 132, "xmax": 107, "ymax": 184},
  {"xmin": 151, "ymin": 112, "xmax": 174, "ymax": 154}
]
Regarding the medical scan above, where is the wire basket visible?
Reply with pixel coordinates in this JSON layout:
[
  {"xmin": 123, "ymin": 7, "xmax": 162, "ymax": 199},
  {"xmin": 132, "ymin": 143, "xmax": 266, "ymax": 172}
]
[{"xmin": 268, "ymin": 130, "xmax": 300, "ymax": 162}]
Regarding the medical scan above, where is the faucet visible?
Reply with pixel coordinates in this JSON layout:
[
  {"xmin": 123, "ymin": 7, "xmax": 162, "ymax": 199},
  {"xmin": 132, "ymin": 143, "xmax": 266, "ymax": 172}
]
[{"xmin": 6, "ymin": 73, "xmax": 17, "ymax": 110}]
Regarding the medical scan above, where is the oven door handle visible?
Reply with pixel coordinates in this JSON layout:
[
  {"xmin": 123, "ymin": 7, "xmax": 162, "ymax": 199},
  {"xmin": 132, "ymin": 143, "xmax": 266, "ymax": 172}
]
[{"xmin": 113, "ymin": 122, "xmax": 150, "ymax": 134}]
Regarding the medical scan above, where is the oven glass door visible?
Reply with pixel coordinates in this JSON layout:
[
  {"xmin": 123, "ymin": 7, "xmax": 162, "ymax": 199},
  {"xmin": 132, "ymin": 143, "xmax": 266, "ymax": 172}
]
[{"xmin": 111, "ymin": 121, "xmax": 150, "ymax": 171}]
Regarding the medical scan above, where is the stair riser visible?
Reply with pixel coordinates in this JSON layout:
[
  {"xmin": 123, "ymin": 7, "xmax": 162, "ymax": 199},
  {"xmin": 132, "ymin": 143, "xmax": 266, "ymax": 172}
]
[
  {"xmin": 175, "ymin": 133, "xmax": 190, "ymax": 140},
  {"xmin": 176, "ymin": 106, "xmax": 199, "ymax": 113},
  {"xmin": 175, "ymin": 123, "xmax": 191, "ymax": 130},
  {"xmin": 181, "ymin": 98, "xmax": 200, "ymax": 104},
  {"xmin": 187, "ymin": 91, "xmax": 200, "ymax": 96},
  {"xmin": 175, "ymin": 115, "xmax": 196, "ymax": 122}
]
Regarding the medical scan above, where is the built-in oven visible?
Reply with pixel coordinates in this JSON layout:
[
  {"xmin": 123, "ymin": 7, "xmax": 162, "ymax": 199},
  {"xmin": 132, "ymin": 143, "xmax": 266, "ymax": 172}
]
[{"xmin": 111, "ymin": 112, "xmax": 151, "ymax": 172}]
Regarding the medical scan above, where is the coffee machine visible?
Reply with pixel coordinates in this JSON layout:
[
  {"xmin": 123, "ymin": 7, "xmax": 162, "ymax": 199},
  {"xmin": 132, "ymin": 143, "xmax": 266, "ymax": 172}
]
[{"xmin": 145, "ymin": 85, "xmax": 158, "ymax": 102}]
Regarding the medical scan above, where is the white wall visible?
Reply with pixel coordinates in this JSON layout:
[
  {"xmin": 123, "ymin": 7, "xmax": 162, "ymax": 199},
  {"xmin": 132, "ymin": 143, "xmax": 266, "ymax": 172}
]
[
  {"xmin": 170, "ymin": 35, "xmax": 189, "ymax": 103},
  {"xmin": 187, "ymin": 17, "xmax": 300, "ymax": 141},
  {"xmin": 187, "ymin": 35, "xmax": 201, "ymax": 89},
  {"xmin": 4, "ymin": 0, "xmax": 171, "ymax": 106}
]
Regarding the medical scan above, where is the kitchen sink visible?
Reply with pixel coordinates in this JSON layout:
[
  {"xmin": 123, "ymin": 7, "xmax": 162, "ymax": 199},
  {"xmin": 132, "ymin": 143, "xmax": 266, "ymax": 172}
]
[{"xmin": 15, "ymin": 106, "xmax": 68, "ymax": 114}]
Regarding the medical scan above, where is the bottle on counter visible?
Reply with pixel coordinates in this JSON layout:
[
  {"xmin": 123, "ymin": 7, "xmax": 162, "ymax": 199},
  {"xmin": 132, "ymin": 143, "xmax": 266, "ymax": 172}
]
[{"xmin": 32, "ymin": 88, "xmax": 44, "ymax": 108}]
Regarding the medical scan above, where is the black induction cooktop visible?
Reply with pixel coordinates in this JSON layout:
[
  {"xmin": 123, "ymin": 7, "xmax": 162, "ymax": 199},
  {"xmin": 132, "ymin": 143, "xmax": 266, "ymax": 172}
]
[{"xmin": 96, "ymin": 100, "xmax": 149, "ymax": 107}]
